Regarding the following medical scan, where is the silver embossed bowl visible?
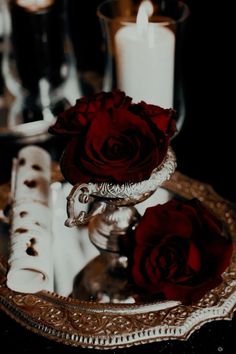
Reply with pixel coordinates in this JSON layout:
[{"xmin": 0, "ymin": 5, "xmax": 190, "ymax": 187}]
[{"xmin": 66, "ymin": 146, "xmax": 176, "ymax": 226}]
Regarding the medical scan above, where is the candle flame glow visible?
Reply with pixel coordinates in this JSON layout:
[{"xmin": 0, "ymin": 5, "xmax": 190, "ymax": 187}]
[
  {"xmin": 17, "ymin": 0, "xmax": 54, "ymax": 12},
  {"xmin": 136, "ymin": 0, "xmax": 154, "ymax": 36}
]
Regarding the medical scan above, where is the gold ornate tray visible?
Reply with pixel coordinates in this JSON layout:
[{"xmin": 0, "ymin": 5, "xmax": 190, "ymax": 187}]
[{"xmin": 0, "ymin": 171, "xmax": 236, "ymax": 350}]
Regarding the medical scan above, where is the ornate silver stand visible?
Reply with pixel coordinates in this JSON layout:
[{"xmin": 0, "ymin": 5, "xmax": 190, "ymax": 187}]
[{"xmin": 65, "ymin": 147, "xmax": 176, "ymax": 302}]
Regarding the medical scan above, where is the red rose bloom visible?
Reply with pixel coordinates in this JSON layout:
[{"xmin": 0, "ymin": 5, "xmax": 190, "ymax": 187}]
[
  {"xmin": 49, "ymin": 90, "xmax": 176, "ymax": 185},
  {"xmin": 49, "ymin": 90, "xmax": 132, "ymax": 136},
  {"xmin": 130, "ymin": 101, "xmax": 176, "ymax": 137},
  {"xmin": 129, "ymin": 199, "xmax": 233, "ymax": 304}
]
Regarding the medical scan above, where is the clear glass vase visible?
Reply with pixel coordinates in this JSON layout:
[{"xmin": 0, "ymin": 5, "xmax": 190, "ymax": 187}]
[{"xmin": 97, "ymin": 0, "xmax": 190, "ymax": 133}]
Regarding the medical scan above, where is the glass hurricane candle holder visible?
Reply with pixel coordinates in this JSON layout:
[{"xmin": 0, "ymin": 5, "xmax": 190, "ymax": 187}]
[
  {"xmin": 97, "ymin": 0, "xmax": 190, "ymax": 133},
  {"xmin": 1, "ymin": 0, "xmax": 79, "ymax": 140},
  {"xmin": 65, "ymin": 147, "xmax": 176, "ymax": 303}
]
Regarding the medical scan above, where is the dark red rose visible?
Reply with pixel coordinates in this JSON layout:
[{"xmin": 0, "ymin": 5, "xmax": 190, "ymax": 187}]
[
  {"xmin": 49, "ymin": 90, "xmax": 176, "ymax": 184},
  {"xmin": 130, "ymin": 101, "xmax": 177, "ymax": 137},
  {"xmin": 128, "ymin": 198, "xmax": 233, "ymax": 304},
  {"xmin": 49, "ymin": 90, "xmax": 132, "ymax": 136}
]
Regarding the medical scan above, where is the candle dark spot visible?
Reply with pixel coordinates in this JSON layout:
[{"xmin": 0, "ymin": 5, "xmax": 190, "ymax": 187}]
[
  {"xmin": 19, "ymin": 158, "xmax": 26, "ymax": 166},
  {"xmin": 26, "ymin": 247, "xmax": 38, "ymax": 256},
  {"xmin": 14, "ymin": 227, "xmax": 28, "ymax": 234},
  {"xmin": 19, "ymin": 211, "xmax": 28, "ymax": 218},
  {"xmin": 32, "ymin": 164, "xmax": 42, "ymax": 171},
  {"xmin": 35, "ymin": 222, "xmax": 41, "ymax": 227},
  {"xmin": 24, "ymin": 180, "xmax": 37, "ymax": 188},
  {"xmin": 26, "ymin": 238, "xmax": 38, "ymax": 256}
]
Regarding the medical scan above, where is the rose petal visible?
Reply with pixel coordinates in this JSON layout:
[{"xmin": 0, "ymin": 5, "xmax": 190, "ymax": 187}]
[
  {"xmin": 187, "ymin": 241, "xmax": 202, "ymax": 272},
  {"xmin": 130, "ymin": 102, "xmax": 176, "ymax": 136},
  {"xmin": 135, "ymin": 202, "xmax": 194, "ymax": 246},
  {"xmin": 78, "ymin": 109, "xmax": 163, "ymax": 183},
  {"xmin": 159, "ymin": 276, "xmax": 223, "ymax": 304}
]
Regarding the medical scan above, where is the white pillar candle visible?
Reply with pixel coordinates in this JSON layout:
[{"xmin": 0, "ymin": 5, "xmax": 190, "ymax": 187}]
[
  {"xmin": 115, "ymin": 1, "xmax": 175, "ymax": 108},
  {"xmin": 7, "ymin": 145, "xmax": 53, "ymax": 293}
]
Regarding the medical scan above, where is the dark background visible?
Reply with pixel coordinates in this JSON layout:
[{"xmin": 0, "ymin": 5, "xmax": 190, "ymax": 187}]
[
  {"xmin": 1, "ymin": 0, "xmax": 236, "ymax": 353},
  {"xmin": 172, "ymin": 0, "xmax": 236, "ymax": 203}
]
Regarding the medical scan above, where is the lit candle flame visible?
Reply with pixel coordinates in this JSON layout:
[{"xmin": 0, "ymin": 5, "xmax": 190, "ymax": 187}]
[{"xmin": 136, "ymin": 0, "xmax": 154, "ymax": 36}]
